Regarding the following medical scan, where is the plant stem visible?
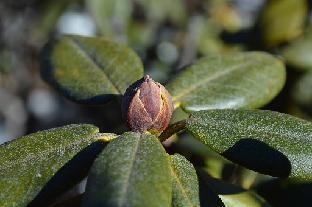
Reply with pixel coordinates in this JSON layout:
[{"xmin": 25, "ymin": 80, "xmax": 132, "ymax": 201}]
[{"xmin": 159, "ymin": 119, "xmax": 187, "ymax": 142}]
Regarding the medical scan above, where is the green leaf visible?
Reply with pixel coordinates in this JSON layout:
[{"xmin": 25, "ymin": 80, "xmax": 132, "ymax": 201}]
[
  {"xmin": 0, "ymin": 124, "xmax": 111, "ymax": 207},
  {"xmin": 171, "ymin": 154, "xmax": 200, "ymax": 207},
  {"xmin": 166, "ymin": 52, "xmax": 286, "ymax": 112},
  {"xmin": 196, "ymin": 169, "xmax": 227, "ymax": 207},
  {"xmin": 82, "ymin": 132, "xmax": 172, "ymax": 207},
  {"xmin": 186, "ymin": 109, "xmax": 312, "ymax": 181},
  {"xmin": 173, "ymin": 134, "xmax": 231, "ymax": 180},
  {"xmin": 259, "ymin": 0, "xmax": 307, "ymax": 47},
  {"xmin": 282, "ymin": 31, "xmax": 312, "ymax": 71},
  {"xmin": 293, "ymin": 72, "xmax": 312, "ymax": 111},
  {"xmin": 220, "ymin": 191, "xmax": 270, "ymax": 207},
  {"xmin": 41, "ymin": 35, "xmax": 144, "ymax": 104},
  {"xmin": 199, "ymin": 171, "xmax": 271, "ymax": 207}
]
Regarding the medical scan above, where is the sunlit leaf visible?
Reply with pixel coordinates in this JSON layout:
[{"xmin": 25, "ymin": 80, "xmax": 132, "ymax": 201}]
[
  {"xmin": 167, "ymin": 52, "xmax": 286, "ymax": 112},
  {"xmin": 186, "ymin": 109, "xmax": 312, "ymax": 181},
  {"xmin": 171, "ymin": 154, "xmax": 200, "ymax": 207},
  {"xmin": 41, "ymin": 35, "xmax": 144, "ymax": 104},
  {"xmin": 0, "ymin": 124, "xmax": 113, "ymax": 207},
  {"xmin": 82, "ymin": 132, "xmax": 172, "ymax": 207}
]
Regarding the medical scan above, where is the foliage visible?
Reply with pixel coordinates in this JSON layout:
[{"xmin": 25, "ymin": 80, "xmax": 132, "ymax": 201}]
[{"xmin": 0, "ymin": 0, "xmax": 312, "ymax": 207}]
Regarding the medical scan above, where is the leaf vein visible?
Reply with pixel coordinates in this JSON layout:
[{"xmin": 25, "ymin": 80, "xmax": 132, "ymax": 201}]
[
  {"xmin": 172, "ymin": 61, "xmax": 253, "ymax": 102},
  {"xmin": 118, "ymin": 135, "xmax": 141, "ymax": 206},
  {"xmin": 70, "ymin": 38, "xmax": 122, "ymax": 94},
  {"xmin": 172, "ymin": 166, "xmax": 195, "ymax": 207}
]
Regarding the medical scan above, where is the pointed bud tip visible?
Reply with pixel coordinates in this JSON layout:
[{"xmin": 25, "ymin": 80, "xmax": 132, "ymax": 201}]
[
  {"xmin": 144, "ymin": 75, "xmax": 151, "ymax": 82},
  {"xmin": 122, "ymin": 75, "xmax": 174, "ymax": 135}
]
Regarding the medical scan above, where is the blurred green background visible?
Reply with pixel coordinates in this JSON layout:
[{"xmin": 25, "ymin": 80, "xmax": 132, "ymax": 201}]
[{"xmin": 0, "ymin": 1, "xmax": 312, "ymax": 206}]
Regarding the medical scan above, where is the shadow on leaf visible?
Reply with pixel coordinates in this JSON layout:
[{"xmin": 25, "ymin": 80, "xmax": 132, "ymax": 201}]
[
  {"xmin": 256, "ymin": 179, "xmax": 312, "ymax": 207},
  {"xmin": 40, "ymin": 40, "xmax": 122, "ymax": 105},
  {"xmin": 196, "ymin": 169, "xmax": 226, "ymax": 207},
  {"xmin": 197, "ymin": 169, "xmax": 271, "ymax": 207},
  {"xmin": 222, "ymin": 138, "xmax": 291, "ymax": 178},
  {"xmin": 28, "ymin": 141, "xmax": 107, "ymax": 207}
]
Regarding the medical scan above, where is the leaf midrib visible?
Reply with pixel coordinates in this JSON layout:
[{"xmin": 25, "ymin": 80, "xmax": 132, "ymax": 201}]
[
  {"xmin": 118, "ymin": 135, "xmax": 141, "ymax": 206},
  {"xmin": 0, "ymin": 134, "xmax": 96, "ymax": 172},
  {"xmin": 69, "ymin": 38, "xmax": 122, "ymax": 94},
  {"xmin": 171, "ymin": 60, "xmax": 256, "ymax": 103},
  {"xmin": 171, "ymin": 166, "xmax": 196, "ymax": 207},
  {"xmin": 190, "ymin": 115, "xmax": 312, "ymax": 153}
]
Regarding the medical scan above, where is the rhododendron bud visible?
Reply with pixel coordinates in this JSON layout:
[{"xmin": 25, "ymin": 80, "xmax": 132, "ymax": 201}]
[{"xmin": 122, "ymin": 75, "xmax": 174, "ymax": 134}]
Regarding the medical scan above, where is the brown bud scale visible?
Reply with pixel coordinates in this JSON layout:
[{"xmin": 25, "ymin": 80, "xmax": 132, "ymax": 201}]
[{"xmin": 122, "ymin": 75, "xmax": 174, "ymax": 135}]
